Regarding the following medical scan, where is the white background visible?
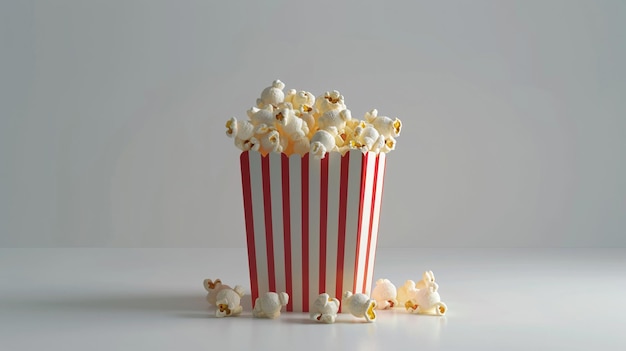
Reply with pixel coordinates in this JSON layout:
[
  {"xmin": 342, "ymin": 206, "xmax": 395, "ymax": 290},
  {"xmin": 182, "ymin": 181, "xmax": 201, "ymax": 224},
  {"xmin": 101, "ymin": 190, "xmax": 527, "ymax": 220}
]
[{"xmin": 2, "ymin": 0, "xmax": 625, "ymax": 248}]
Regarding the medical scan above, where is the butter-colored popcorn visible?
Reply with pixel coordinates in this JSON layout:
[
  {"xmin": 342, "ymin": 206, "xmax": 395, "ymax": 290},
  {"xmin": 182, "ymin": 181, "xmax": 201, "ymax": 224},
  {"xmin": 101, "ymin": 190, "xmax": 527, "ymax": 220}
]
[
  {"xmin": 203, "ymin": 278, "xmax": 232, "ymax": 306},
  {"xmin": 381, "ymin": 136, "xmax": 396, "ymax": 153},
  {"xmin": 224, "ymin": 80, "xmax": 402, "ymax": 157},
  {"xmin": 415, "ymin": 270, "xmax": 436, "ymax": 290},
  {"xmin": 257, "ymin": 79, "xmax": 286, "ymax": 108},
  {"xmin": 286, "ymin": 89, "xmax": 316, "ymax": 112},
  {"xmin": 342, "ymin": 291, "xmax": 377, "ymax": 322},
  {"xmin": 396, "ymin": 279, "xmax": 419, "ymax": 306},
  {"xmin": 405, "ymin": 271, "xmax": 447, "ymax": 316},
  {"xmin": 371, "ymin": 278, "xmax": 398, "ymax": 310},
  {"xmin": 215, "ymin": 285, "xmax": 246, "ymax": 317},
  {"xmin": 310, "ymin": 129, "xmax": 337, "ymax": 160},
  {"xmin": 255, "ymin": 124, "xmax": 286, "ymax": 155},
  {"xmin": 275, "ymin": 107, "xmax": 309, "ymax": 141},
  {"xmin": 290, "ymin": 135, "xmax": 311, "ymax": 156},
  {"xmin": 310, "ymin": 293, "xmax": 340, "ymax": 324},
  {"xmin": 253, "ymin": 292, "xmax": 289, "ymax": 319}
]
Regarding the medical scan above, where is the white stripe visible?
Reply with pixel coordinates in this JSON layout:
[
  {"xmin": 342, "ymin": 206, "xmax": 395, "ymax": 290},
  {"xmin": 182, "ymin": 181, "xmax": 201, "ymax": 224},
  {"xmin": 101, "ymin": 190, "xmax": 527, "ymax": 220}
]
[
  {"xmin": 289, "ymin": 154, "xmax": 303, "ymax": 311},
  {"xmin": 355, "ymin": 152, "xmax": 376, "ymax": 293},
  {"xmin": 269, "ymin": 153, "xmax": 285, "ymax": 295},
  {"xmin": 325, "ymin": 152, "xmax": 341, "ymax": 299},
  {"xmin": 342, "ymin": 150, "xmax": 363, "ymax": 296},
  {"xmin": 249, "ymin": 152, "xmax": 268, "ymax": 296},
  {"xmin": 308, "ymin": 155, "xmax": 320, "ymax": 304},
  {"xmin": 364, "ymin": 153, "xmax": 386, "ymax": 296}
]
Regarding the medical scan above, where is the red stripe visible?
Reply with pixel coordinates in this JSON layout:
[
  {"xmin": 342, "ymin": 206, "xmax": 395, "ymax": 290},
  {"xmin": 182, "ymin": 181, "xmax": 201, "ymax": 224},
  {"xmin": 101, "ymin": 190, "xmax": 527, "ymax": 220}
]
[
  {"xmin": 240, "ymin": 151, "xmax": 258, "ymax": 303},
  {"xmin": 335, "ymin": 152, "xmax": 350, "ymax": 308},
  {"xmin": 367, "ymin": 155, "xmax": 387, "ymax": 288},
  {"xmin": 353, "ymin": 152, "xmax": 368, "ymax": 293},
  {"xmin": 319, "ymin": 156, "xmax": 329, "ymax": 294},
  {"xmin": 362, "ymin": 153, "xmax": 379, "ymax": 292},
  {"xmin": 281, "ymin": 154, "xmax": 293, "ymax": 312},
  {"xmin": 261, "ymin": 155, "xmax": 276, "ymax": 292},
  {"xmin": 301, "ymin": 153, "xmax": 310, "ymax": 311}
]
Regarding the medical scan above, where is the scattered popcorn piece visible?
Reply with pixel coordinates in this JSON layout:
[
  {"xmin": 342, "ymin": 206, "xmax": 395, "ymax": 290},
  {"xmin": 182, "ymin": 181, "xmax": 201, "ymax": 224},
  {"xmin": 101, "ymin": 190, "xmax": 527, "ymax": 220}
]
[
  {"xmin": 257, "ymin": 79, "xmax": 286, "ymax": 108},
  {"xmin": 203, "ymin": 278, "xmax": 232, "ymax": 306},
  {"xmin": 215, "ymin": 285, "xmax": 246, "ymax": 317},
  {"xmin": 309, "ymin": 293, "xmax": 340, "ymax": 324},
  {"xmin": 310, "ymin": 129, "xmax": 337, "ymax": 160},
  {"xmin": 371, "ymin": 278, "xmax": 398, "ymax": 310},
  {"xmin": 416, "ymin": 270, "xmax": 436, "ymax": 290},
  {"xmin": 342, "ymin": 291, "xmax": 377, "ymax": 322},
  {"xmin": 396, "ymin": 279, "xmax": 419, "ymax": 306},
  {"xmin": 405, "ymin": 271, "xmax": 447, "ymax": 316},
  {"xmin": 253, "ymin": 292, "xmax": 289, "ymax": 319}
]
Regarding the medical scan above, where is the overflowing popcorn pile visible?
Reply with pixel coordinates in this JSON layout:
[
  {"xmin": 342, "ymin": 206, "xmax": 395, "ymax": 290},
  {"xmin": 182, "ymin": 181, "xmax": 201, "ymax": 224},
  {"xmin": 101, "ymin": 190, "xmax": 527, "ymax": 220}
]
[{"xmin": 225, "ymin": 79, "xmax": 403, "ymax": 159}]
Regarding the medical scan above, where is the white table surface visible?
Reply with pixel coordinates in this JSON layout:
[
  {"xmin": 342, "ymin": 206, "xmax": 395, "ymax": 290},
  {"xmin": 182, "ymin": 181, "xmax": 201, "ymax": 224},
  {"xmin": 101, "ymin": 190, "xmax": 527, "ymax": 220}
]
[{"xmin": 1, "ymin": 248, "xmax": 625, "ymax": 351}]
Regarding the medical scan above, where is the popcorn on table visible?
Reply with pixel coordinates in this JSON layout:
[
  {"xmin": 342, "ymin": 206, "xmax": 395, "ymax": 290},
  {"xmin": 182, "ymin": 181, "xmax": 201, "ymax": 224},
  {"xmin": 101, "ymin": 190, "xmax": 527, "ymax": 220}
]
[
  {"xmin": 342, "ymin": 291, "xmax": 377, "ymax": 322},
  {"xmin": 309, "ymin": 293, "xmax": 341, "ymax": 324},
  {"xmin": 225, "ymin": 80, "xmax": 403, "ymax": 159},
  {"xmin": 404, "ymin": 271, "xmax": 448, "ymax": 316},
  {"xmin": 203, "ymin": 278, "xmax": 232, "ymax": 306},
  {"xmin": 215, "ymin": 285, "xmax": 246, "ymax": 317},
  {"xmin": 371, "ymin": 278, "xmax": 398, "ymax": 310},
  {"xmin": 253, "ymin": 292, "xmax": 289, "ymax": 319}
]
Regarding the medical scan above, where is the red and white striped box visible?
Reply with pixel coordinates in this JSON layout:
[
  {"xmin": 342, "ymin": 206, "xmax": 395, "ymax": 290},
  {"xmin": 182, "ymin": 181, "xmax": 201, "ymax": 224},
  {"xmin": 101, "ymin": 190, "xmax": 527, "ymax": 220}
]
[{"xmin": 239, "ymin": 149, "xmax": 387, "ymax": 312}]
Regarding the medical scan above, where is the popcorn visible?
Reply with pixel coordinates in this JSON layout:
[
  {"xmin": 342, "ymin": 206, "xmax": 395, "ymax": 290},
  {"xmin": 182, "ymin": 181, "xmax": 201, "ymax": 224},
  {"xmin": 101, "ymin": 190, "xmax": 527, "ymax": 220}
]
[
  {"xmin": 371, "ymin": 278, "xmax": 398, "ymax": 310},
  {"xmin": 225, "ymin": 79, "xmax": 403, "ymax": 159},
  {"xmin": 257, "ymin": 79, "xmax": 286, "ymax": 108},
  {"xmin": 315, "ymin": 90, "xmax": 346, "ymax": 115},
  {"xmin": 309, "ymin": 293, "xmax": 341, "ymax": 324},
  {"xmin": 398, "ymin": 271, "xmax": 438, "ymax": 306},
  {"xmin": 225, "ymin": 117, "xmax": 255, "ymax": 140},
  {"xmin": 286, "ymin": 89, "xmax": 315, "ymax": 112},
  {"xmin": 342, "ymin": 291, "xmax": 377, "ymax": 322},
  {"xmin": 253, "ymin": 292, "xmax": 289, "ymax": 319},
  {"xmin": 317, "ymin": 109, "xmax": 352, "ymax": 133},
  {"xmin": 405, "ymin": 271, "xmax": 447, "ymax": 316},
  {"xmin": 396, "ymin": 279, "xmax": 419, "ymax": 306},
  {"xmin": 215, "ymin": 285, "xmax": 246, "ymax": 317},
  {"xmin": 274, "ymin": 107, "xmax": 309, "ymax": 141},
  {"xmin": 310, "ymin": 129, "xmax": 337, "ymax": 160},
  {"xmin": 365, "ymin": 109, "xmax": 402, "ymax": 139},
  {"xmin": 352, "ymin": 124, "xmax": 385, "ymax": 153},
  {"xmin": 255, "ymin": 124, "xmax": 285, "ymax": 154},
  {"xmin": 247, "ymin": 105, "xmax": 277, "ymax": 127},
  {"xmin": 203, "ymin": 278, "xmax": 232, "ymax": 306}
]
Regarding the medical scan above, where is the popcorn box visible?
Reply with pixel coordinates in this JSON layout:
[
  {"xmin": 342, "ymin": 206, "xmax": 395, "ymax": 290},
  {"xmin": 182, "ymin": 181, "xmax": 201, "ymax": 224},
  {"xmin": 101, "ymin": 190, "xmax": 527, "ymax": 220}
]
[{"xmin": 239, "ymin": 149, "xmax": 387, "ymax": 312}]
